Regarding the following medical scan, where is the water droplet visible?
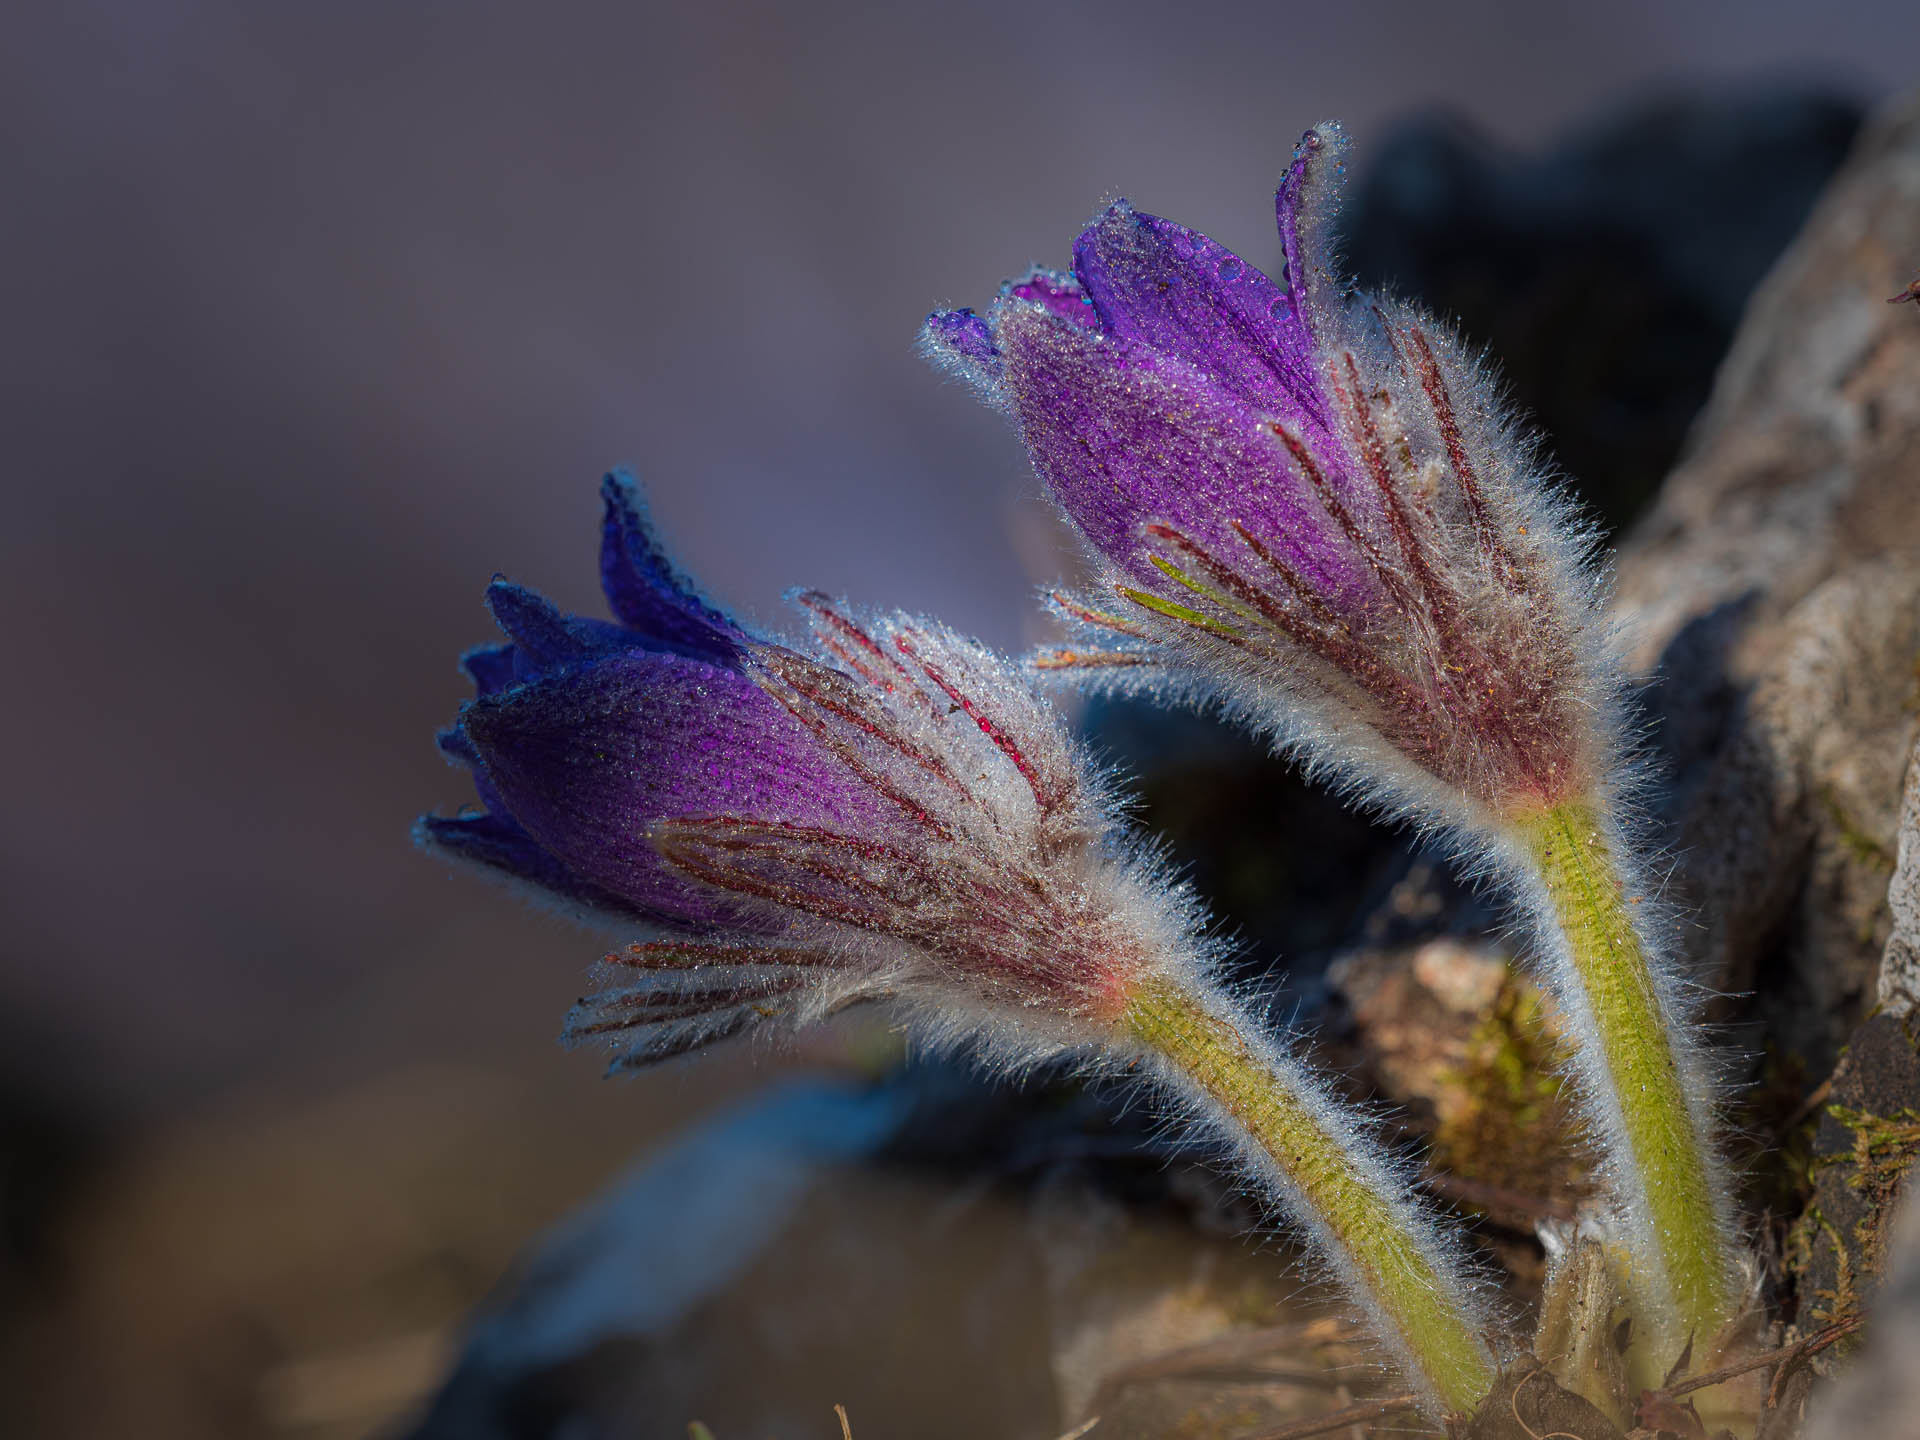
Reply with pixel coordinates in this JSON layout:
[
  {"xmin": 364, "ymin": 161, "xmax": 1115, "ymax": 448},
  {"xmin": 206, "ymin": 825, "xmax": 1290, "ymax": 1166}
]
[
  {"xmin": 1268, "ymin": 296, "xmax": 1290, "ymax": 318},
  {"xmin": 1218, "ymin": 257, "xmax": 1242, "ymax": 281}
]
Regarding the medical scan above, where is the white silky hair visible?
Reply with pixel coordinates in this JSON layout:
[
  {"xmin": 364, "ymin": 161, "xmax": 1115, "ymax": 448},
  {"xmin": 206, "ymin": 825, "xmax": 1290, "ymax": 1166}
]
[
  {"xmin": 501, "ymin": 598, "xmax": 1503, "ymax": 1409},
  {"xmin": 1022, "ymin": 282, "xmax": 1739, "ymax": 1358}
]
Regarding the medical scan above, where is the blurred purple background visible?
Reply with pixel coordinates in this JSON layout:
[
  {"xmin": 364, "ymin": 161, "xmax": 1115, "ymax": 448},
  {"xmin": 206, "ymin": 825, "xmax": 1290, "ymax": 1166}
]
[
  {"xmin": 4, "ymin": 0, "xmax": 1910, "ymax": 1120},
  {"xmin": 0, "ymin": 2, "xmax": 1910, "ymax": 1434}
]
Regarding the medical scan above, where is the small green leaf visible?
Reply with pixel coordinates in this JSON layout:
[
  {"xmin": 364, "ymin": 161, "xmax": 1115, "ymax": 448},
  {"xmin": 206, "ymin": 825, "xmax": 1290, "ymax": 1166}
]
[{"xmin": 1117, "ymin": 584, "xmax": 1242, "ymax": 639}]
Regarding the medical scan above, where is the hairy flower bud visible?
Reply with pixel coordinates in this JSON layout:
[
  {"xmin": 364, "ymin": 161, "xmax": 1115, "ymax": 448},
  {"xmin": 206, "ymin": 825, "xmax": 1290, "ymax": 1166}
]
[
  {"xmin": 923, "ymin": 123, "xmax": 1605, "ymax": 830},
  {"xmin": 418, "ymin": 474, "xmax": 1498, "ymax": 1414},
  {"xmin": 421, "ymin": 472, "xmax": 1201, "ymax": 1067}
]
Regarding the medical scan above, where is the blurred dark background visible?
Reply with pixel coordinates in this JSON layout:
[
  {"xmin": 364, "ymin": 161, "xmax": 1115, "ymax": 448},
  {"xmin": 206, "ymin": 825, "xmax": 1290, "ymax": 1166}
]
[{"xmin": 0, "ymin": 2, "xmax": 1910, "ymax": 1437}]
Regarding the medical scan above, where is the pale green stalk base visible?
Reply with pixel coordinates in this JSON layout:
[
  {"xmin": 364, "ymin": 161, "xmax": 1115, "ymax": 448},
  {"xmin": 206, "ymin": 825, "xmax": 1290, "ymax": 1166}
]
[
  {"xmin": 1123, "ymin": 978, "xmax": 1494, "ymax": 1416},
  {"xmin": 1516, "ymin": 799, "xmax": 1738, "ymax": 1361}
]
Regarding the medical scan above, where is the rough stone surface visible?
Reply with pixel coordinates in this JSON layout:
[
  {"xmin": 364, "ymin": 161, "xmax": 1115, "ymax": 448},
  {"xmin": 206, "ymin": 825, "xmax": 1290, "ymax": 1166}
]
[
  {"xmin": 1028, "ymin": 1170, "xmax": 1355, "ymax": 1440},
  {"xmin": 1878, "ymin": 738, "xmax": 1920, "ymax": 1015},
  {"xmin": 1666, "ymin": 561, "xmax": 1920, "ymax": 1065},
  {"xmin": 1803, "ymin": 1187, "xmax": 1920, "ymax": 1440},
  {"xmin": 1328, "ymin": 938, "xmax": 1517, "ymax": 1130},
  {"xmin": 1615, "ymin": 93, "xmax": 1920, "ymax": 670},
  {"xmin": 1613, "ymin": 92, "xmax": 1920, "ymax": 1075},
  {"xmin": 1790, "ymin": 1014, "xmax": 1920, "ymax": 1329},
  {"xmin": 1587, "ymin": 89, "xmax": 1920, "ymax": 1436}
]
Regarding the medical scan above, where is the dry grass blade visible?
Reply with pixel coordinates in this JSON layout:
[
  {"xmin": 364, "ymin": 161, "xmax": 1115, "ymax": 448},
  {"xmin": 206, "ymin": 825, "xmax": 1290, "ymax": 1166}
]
[
  {"xmin": 1232, "ymin": 1391, "xmax": 1421, "ymax": 1440},
  {"xmin": 1086, "ymin": 1318, "xmax": 1361, "ymax": 1414},
  {"xmin": 1662, "ymin": 1313, "xmax": 1862, "ymax": 1402},
  {"xmin": 834, "ymin": 1402, "xmax": 853, "ymax": 1439},
  {"xmin": 1764, "ymin": 1314, "xmax": 1863, "ymax": 1410}
]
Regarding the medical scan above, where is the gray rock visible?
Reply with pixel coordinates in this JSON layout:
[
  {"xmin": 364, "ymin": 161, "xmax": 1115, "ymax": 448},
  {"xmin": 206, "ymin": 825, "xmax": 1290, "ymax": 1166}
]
[
  {"xmin": 1612, "ymin": 91, "xmax": 1920, "ymax": 1073},
  {"xmin": 1669, "ymin": 561, "xmax": 1920, "ymax": 1064},
  {"xmin": 1616, "ymin": 93, "xmax": 1920, "ymax": 673},
  {"xmin": 1879, "ymin": 739, "xmax": 1920, "ymax": 1016},
  {"xmin": 1803, "ymin": 1189, "xmax": 1920, "ymax": 1440},
  {"xmin": 1789, "ymin": 1014, "xmax": 1920, "ymax": 1332}
]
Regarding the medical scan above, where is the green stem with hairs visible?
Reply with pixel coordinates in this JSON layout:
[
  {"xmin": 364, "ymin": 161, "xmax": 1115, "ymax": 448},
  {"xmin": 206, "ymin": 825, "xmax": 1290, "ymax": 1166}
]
[
  {"xmin": 1122, "ymin": 977, "xmax": 1495, "ymax": 1416},
  {"xmin": 1516, "ymin": 799, "xmax": 1738, "ymax": 1361}
]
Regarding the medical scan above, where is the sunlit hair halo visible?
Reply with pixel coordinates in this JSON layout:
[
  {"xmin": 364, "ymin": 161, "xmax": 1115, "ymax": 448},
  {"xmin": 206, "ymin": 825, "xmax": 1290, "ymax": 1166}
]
[
  {"xmin": 420, "ymin": 121, "xmax": 1756, "ymax": 1429},
  {"xmin": 922, "ymin": 122, "xmax": 1605, "ymax": 828},
  {"xmin": 924, "ymin": 122, "xmax": 1742, "ymax": 1388},
  {"xmin": 422, "ymin": 472, "xmax": 1496, "ymax": 1414}
]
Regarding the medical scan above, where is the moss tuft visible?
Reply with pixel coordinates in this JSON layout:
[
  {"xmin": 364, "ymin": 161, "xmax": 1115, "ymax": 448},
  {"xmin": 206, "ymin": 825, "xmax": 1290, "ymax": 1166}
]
[{"xmin": 1429, "ymin": 975, "xmax": 1585, "ymax": 1207}]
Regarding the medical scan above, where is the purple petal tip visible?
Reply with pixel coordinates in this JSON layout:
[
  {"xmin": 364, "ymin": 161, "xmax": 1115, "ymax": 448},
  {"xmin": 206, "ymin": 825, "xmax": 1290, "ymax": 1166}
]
[
  {"xmin": 1003, "ymin": 268, "xmax": 1097, "ymax": 328},
  {"xmin": 925, "ymin": 306, "xmax": 996, "ymax": 357},
  {"xmin": 484, "ymin": 581, "xmax": 574, "ymax": 667},
  {"xmin": 460, "ymin": 642, "xmax": 520, "ymax": 696},
  {"xmin": 597, "ymin": 471, "xmax": 742, "ymax": 664}
]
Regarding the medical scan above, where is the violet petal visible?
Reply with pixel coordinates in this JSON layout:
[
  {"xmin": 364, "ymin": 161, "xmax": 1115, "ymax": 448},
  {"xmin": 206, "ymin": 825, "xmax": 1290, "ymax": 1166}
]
[
  {"xmin": 920, "ymin": 306, "xmax": 1005, "ymax": 395},
  {"xmin": 483, "ymin": 581, "xmax": 638, "ymax": 676},
  {"xmin": 436, "ymin": 723, "xmax": 512, "ymax": 816},
  {"xmin": 460, "ymin": 643, "xmax": 520, "ymax": 697},
  {"xmin": 923, "ymin": 307, "xmax": 1000, "ymax": 366},
  {"xmin": 415, "ymin": 811, "xmax": 657, "ymax": 923},
  {"xmin": 1005, "ymin": 268, "xmax": 1098, "ymax": 328},
  {"xmin": 993, "ymin": 301, "xmax": 1370, "ymax": 603},
  {"xmin": 1072, "ymin": 202, "xmax": 1326, "ymax": 431},
  {"xmin": 1275, "ymin": 122, "xmax": 1350, "ymax": 344},
  {"xmin": 459, "ymin": 652, "xmax": 893, "ymax": 930},
  {"xmin": 597, "ymin": 470, "xmax": 743, "ymax": 665}
]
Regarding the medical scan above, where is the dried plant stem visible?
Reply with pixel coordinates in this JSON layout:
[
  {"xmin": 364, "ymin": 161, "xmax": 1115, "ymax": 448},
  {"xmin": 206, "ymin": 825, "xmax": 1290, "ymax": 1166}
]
[
  {"xmin": 1123, "ymin": 979, "xmax": 1494, "ymax": 1417},
  {"xmin": 1516, "ymin": 800, "xmax": 1738, "ymax": 1361},
  {"xmin": 1089, "ymin": 1316, "xmax": 1359, "ymax": 1413},
  {"xmin": 1667, "ymin": 1312, "xmax": 1863, "ymax": 1403},
  {"xmin": 1236, "ymin": 1392, "xmax": 1420, "ymax": 1440}
]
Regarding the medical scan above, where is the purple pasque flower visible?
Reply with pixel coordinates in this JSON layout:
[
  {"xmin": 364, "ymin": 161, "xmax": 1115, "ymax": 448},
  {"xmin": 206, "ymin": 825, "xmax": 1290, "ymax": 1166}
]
[
  {"xmin": 419, "ymin": 477, "xmax": 1505, "ymax": 1415},
  {"xmin": 922, "ymin": 124, "xmax": 1604, "ymax": 828},
  {"xmin": 420, "ymin": 473, "xmax": 1193, "ymax": 1070}
]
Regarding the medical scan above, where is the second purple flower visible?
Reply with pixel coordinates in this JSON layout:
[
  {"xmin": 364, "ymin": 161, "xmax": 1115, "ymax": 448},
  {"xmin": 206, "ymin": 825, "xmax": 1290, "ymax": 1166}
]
[
  {"xmin": 924, "ymin": 121, "xmax": 1742, "ymax": 1373},
  {"xmin": 422, "ymin": 473, "xmax": 1182, "ymax": 1068},
  {"xmin": 923, "ymin": 123, "xmax": 1604, "ymax": 829}
]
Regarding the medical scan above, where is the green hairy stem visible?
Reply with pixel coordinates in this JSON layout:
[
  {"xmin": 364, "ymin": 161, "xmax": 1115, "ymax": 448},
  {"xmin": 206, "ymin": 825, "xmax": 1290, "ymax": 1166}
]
[
  {"xmin": 1517, "ymin": 799, "xmax": 1738, "ymax": 1360},
  {"xmin": 1123, "ymin": 978, "xmax": 1495, "ymax": 1416}
]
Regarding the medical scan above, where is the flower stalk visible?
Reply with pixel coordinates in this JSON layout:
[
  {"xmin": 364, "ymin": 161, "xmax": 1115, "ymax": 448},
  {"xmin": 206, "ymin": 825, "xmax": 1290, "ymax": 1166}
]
[
  {"xmin": 1514, "ymin": 798, "xmax": 1739, "ymax": 1365},
  {"xmin": 1124, "ymin": 977, "xmax": 1495, "ymax": 1415}
]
